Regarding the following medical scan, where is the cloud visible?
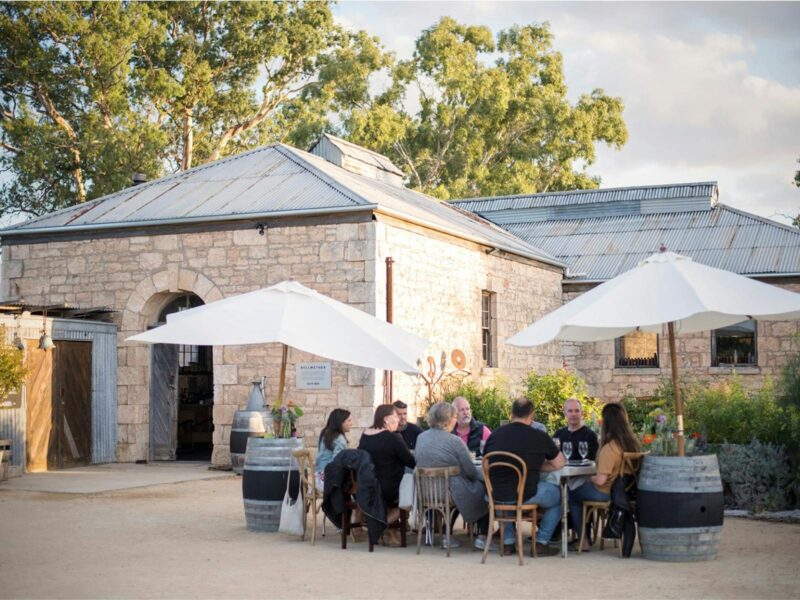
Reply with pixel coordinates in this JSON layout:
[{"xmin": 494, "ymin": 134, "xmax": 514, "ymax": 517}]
[{"xmin": 331, "ymin": 2, "xmax": 800, "ymax": 222}]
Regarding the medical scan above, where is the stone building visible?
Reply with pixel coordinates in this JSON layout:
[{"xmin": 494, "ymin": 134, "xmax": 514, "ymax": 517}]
[
  {"xmin": 453, "ymin": 182, "xmax": 800, "ymax": 402},
  {"xmin": 0, "ymin": 135, "xmax": 564, "ymax": 469}
]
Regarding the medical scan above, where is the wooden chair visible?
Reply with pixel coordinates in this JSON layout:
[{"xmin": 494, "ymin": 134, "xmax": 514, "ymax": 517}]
[
  {"xmin": 291, "ymin": 448, "xmax": 325, "ymax": 544},
  {"xmin": 340, "ymin": 473, "xmax": 408, "ymax": 552},
  {"xmin": 415, "ymin": 466, "xmax": 460, "ymax": 557},
  {"xmin": 578, "ymin": 451, "xmax": 648, "ymax": 556},
  {"xmin": 481, "ymin": 451, "xmax": 539, "ymax": 566}
]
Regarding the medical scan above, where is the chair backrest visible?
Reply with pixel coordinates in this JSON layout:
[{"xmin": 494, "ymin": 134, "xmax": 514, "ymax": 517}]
[
  {"xmin": 292, "ymin": 448, "xmax": 316, "ymax": 497},
  {"xmin": 415, "ymin": 466, "xmax": 459, "ymax": 511},
  {"xmin": 482, "ymin": 451, "xmax": 527, "ymax": 506},
  {"xmin": 616, "ymin": 451, "xmax": 648, "ymax": 493}
]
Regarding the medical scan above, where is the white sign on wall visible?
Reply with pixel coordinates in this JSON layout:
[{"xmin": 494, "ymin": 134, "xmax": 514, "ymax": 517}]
[{"xmin": 295, "ymin": 362, "xmax": 332, "ymax": 389}]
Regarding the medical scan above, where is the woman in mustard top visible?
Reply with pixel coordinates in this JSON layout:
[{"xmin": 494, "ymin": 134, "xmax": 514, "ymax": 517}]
[{"xmin": 568, "ymin": 403, "xmax": 641, "ymax": 551}]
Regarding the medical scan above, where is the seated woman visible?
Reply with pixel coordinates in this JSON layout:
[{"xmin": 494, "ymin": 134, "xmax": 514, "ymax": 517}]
[
  {"xmin": 568, "ymin": 402, "xmax": 641, "ymax": 551},
  {"xmin": 415, "ymin": 402, "xmax": 492, "ymax": 550},
  {"xmin": 358, "ymin": 404, "xmax": 416, "ymax": 545},
  {"xmin": 314, "ymin": 408, "xmax": 352, "ymax": 492}
]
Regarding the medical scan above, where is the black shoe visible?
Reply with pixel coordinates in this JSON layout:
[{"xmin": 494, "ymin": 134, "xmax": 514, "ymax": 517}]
[
  {"xmin": 535, "ymin": 543, "xmax": 560, "ymax": 557},
  {"xmin": 502, "ymin": 545, "xmax": 517, "ymax": 556}
]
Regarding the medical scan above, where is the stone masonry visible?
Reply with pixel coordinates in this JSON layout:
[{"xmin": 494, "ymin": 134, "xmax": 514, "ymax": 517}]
[
  {"xmin": 375, "ymin": 217, "xmax": 564, "ymax": 421},
  {"xmin": 2, "ymin": 220, "xmax": 378, "ymax": 466},
  {"xmin": 2, "ymin": 215, "xmax": 566, "ymax": 467},
  {"xmin": 562, "ymin": 282, "xmax": 800, "ymax": 403}
]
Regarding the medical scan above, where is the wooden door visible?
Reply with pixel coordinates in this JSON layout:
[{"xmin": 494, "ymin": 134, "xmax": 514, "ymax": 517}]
[
  {"xmin": 150, "ymin": 344, "xmax": 178, "ymax": 460},
  {"xmin": 25, "ymin": 346, "xmax": 53, "ymax": 472},
  {"xmin": 51, "ymin": 341, "xmax": 93, "ymax": 469}
]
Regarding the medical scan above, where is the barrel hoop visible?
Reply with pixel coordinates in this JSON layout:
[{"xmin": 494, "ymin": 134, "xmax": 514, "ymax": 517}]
[{"xmin": 638, "ymin": 490, "xmax": 724, "ymax": 528}]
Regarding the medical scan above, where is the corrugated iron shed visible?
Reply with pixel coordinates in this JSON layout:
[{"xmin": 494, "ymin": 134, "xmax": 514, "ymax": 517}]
[
  {"xmin": 0, "ymin": 143, "xmax": 563, "ymax": 267},
  {"xmin": 451, "ymin": 184, "xmax": 800, "ymax": 280}
]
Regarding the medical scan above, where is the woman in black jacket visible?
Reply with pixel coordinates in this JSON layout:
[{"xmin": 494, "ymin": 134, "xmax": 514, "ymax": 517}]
[{"xmin": 358, "ymin": 404, "xmax": 415, "ymax": 542}]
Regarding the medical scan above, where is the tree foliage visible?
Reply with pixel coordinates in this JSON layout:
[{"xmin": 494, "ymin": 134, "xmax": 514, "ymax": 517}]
[
  {"xmin": 344, "ymin": 18, "xmax": 628, "ymax": 199},
  {"xmin": 1, "ymin": 9, "xmax": 627, "ymax": 217},
  {"xmin": 0, "ymin": 326, "xmax": 26, "ymax": 401},
  {"xmin": 0, "ymin": 1, "xmax": 389, "ymax": 217}
]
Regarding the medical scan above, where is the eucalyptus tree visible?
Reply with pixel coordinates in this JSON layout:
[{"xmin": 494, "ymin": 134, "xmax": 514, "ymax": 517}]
[{"xmin": 345, "ymin": 18, "xmax": 628, "ymax": 199}]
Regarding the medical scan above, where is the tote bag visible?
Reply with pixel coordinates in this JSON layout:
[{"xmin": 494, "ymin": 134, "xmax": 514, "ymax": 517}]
[
  {"xmin": 398, "ymin": 471, "xmax": 415, "ymax": 510},
  {"xmin": 278, "ymin": 468, "xmax": 305, "ymax": 536}
]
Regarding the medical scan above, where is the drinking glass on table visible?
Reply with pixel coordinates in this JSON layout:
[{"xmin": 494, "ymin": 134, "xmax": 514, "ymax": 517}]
[
  {"xmin": 552, "ymin": 437, "xmax": 561, "ymax": 450},
  {"xmin": 479, "ymin": 439, "xmax": 486, "ymax": 456},
  {"xmin": 578, "ymin": 441, "xmax": 589, "ymax": 461},
  {"xmin": 562, "ymin": 442, "xmax": 573, "ymax": 461}
]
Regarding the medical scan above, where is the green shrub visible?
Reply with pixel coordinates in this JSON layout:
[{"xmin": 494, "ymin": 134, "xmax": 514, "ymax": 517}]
[
  {"xmin": 522, "ymin": 368, "xmax": 602, "ymax": 431},
  {"xmin": 713, "ymin": 440, "xmax": 793, "ymax": 512},
  {"xmin": 778, "ymin": 334, "xmax": 800, "ymax": 411},
  {"xmin": 442, "ymin": 379, "xmax": 512, "ymax": 430},
  {"xmin": 0, "ymin": 325, "xmax": 26, "ymax": 400}
]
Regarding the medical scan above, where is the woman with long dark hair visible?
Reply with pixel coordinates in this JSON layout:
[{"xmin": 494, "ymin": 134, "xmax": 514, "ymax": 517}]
[
  {"xmin": 568, "ymin": 402, "xmax": 641, "ymax": 551},
  {"xmin": 358, "ymin": 404, "xmax": 416, "ymax": 545},
  {"xmin": 314, "ymin": 408, "xmax": 352, "ymax": 491}
]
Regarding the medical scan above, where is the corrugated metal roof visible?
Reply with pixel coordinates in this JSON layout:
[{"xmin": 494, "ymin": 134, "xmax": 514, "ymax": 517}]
[
  {"xmin": 0, "ymin": 142, "xmax": 562, "ymax": 267},
  {"xmin": 496, "ymin": 205, "xmax": 800, "ymax": 280},
  {"xmin": 453, "ymin": 182, "xmax": 719, "ymax": 212}
]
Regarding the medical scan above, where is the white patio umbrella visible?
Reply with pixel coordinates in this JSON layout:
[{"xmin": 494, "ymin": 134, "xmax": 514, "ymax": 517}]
[
  {"xmin": 128, "ymin": 280, "xmax": 429, "ymax": 403},
  {"xmin": 507, "ymin": 249, "xmax": 800, "ymax": 455}
]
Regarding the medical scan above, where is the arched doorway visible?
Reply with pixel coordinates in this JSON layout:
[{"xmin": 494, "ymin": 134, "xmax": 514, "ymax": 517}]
[{"xmin": 149, "ymin": 294, "xmax": 214, "ymax": 461}]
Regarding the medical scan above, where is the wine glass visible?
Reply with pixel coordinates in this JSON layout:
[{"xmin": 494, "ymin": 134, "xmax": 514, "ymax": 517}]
[
  {"xmin": 552, "ymin": 437, "xmax": 561, "ymax": 450},
  {"xmin": 562, "ymin": 441, "xmax": 573, "ymax": 461},
  {"xmin": 579, "ymin": 441, "xmax": 589, "ymax": 462}
]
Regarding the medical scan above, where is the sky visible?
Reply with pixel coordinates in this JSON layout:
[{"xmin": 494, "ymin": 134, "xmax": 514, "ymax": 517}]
[{"xmin": 333, "ymin": 1, "xmax": 800, "ymax": 224}]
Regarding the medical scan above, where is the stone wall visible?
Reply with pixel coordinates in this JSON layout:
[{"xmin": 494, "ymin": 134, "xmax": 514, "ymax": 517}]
[
  {"xmin": 2, "ymin": 221, "xmax": 378, "ymax": 466},
  {"xmin": 563, "ymin": 282, "xmax": 800, "ymax": 402},
  {"xmin": 374, "ymin": 217, "xmax": 564, "ymax": 423}
]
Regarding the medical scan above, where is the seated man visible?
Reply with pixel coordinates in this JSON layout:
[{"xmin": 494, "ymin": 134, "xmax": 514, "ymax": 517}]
[
  {"xmin": 451, "ymin": 396, "xmax": 491, "ymax": 456},
  {"xmin": 484, "ymin": 398, "xmax": 564, "ymax": 557},
  {"xmin": 393, "ymin": 400, "xmax": 423, "ymax": 450},
  {"xmin": 553, "ymin": 398, "xmax": 599, "ymax": 461}
]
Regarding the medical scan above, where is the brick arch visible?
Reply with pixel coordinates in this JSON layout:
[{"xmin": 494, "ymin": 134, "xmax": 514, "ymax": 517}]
[{"xmin": 120, "ymin": 268, "xmax": 223, "ymax": 335}]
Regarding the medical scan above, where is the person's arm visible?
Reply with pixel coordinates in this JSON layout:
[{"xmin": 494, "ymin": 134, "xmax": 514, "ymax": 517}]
[
  {"xmin": 591, "ymin": 444, "xmax": 617, "ymax": 487},
  {"xmin": 453, "ymin": 438, "xmax": 480, "ymax": 480},
  {"xmin": 393, "ymin": 433, "xmax": 416, "ymax": 468},
  {"xmin": 540, "ymin": 436, "xmax": 565, "ymax": 472},
  {"xmin": 481, "ymin": 426, "xmax": 492, "ymax": 441}
]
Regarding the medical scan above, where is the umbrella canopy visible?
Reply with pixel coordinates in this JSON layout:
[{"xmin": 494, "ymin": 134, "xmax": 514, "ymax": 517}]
[
  {"xmin": 127, "ymin": 280, "xmax": 428, "ymax": 373},
  {"xmin": 508, "ymin": 251, "xmax": 800, "ymax": 346},
  {"xmin": 507, "ymin": 250, "xmax": 800, "ymax": 456}
]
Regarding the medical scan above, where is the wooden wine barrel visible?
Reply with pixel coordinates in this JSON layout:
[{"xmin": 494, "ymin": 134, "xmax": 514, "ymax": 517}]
[
  {"xmin": 230, "ymin": 410, "xmax": 268, "ymax": 474},
  {"xmin": 242, "ymin": 437, "xmax": 302, "ymax": 532},
  {"xmin": 637, "ymin": 454, "xmax": 724, "ymax": 562}
]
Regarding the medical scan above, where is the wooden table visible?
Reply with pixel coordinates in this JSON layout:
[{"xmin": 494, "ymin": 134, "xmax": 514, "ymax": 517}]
[{"xmin": 557, "ymin": 462, "xmax": 597, "ymax": 558}]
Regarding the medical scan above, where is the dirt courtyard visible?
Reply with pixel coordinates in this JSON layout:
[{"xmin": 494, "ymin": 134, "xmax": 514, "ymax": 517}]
[{"xmin": 2, "ymin": 474, "xmax": 799, "ymax": 599}]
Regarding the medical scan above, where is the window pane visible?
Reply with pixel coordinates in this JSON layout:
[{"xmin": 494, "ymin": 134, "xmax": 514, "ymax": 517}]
[
  {"xmin": 713, "ymin": 320, "xmax": 756, "ymax": 366},
  {"xmin": 616, "ymin": 331, "xmax": 658, "ymax": 367}
]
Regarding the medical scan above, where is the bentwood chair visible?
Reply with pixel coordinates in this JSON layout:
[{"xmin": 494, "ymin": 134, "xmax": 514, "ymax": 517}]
[
  {"xmin": 291, "ymin": 449, "xmax": 326, "ymax": 544},
  {"xmin": 481, "ymin": 451, "xmax": 539, "ymax": 566},
  {"xmin": 578, "ymin": 451, "xmax": 648, "ymax": 556},
  {"xmin": 340, "ymin": 472, "xmax": 409, "ymax": 552},
  {"xmin": 415, "ymin": 466, "xmax": 460, "ymax": 557}
]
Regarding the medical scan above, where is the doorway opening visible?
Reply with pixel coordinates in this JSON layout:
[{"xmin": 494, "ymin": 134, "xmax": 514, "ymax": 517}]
[{"xmin": 150, "ymin": 294, "xmax": 214, "ymax": 462}]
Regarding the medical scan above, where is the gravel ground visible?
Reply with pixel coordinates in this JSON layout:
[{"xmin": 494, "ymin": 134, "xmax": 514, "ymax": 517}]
[{"xmin": 2, "ymin": 475, "xmax": 800, "ymax": 599}]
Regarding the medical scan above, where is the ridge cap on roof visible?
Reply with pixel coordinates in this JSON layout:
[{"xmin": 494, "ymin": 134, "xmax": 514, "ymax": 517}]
[
  {"xmin": 718, "ymin": 203, "xmax": 800, "ymax": 235},
  {"xmin": 452, "ymin": 181, "xmax": 719, "ymax": 204}
]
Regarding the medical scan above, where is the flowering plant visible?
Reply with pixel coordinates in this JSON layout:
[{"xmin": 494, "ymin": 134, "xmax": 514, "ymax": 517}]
[
  {"xmin": 639, "ymin": 408, "xmax": 702, "ymax": 455},
  {"xmin": 270, "ymin": 400, "xmax": 303, "ymax": 438}
]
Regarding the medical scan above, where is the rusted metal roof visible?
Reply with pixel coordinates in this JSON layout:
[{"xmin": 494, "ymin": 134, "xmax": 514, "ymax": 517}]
[
  {"xmin": 452, "ymin": 185, "xmax": 800, "ymax": 280},
  {"xmin": 0, "ymin": 143, "xmax": 563, "ymax": 267}
]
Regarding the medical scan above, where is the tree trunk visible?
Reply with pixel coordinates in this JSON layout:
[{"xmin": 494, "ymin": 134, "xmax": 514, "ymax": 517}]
[
  {"xmin": 181, "ymin": 108, "xmax": 193, "ymax": 170},
  {"xmin": 36, "ymin": 90, "xmax": 86, "ymax": 202}
]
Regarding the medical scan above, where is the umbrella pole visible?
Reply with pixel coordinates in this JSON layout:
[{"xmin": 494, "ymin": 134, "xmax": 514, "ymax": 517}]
[
  {"xmin": 667, "ymin": 322, "xmax": 686, "ymax": 456},
  {"xmin": 277, "ymin": 343, "xmax": 288, "ymax": 406}
]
